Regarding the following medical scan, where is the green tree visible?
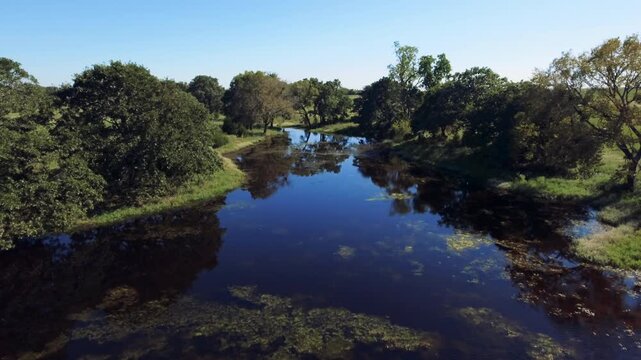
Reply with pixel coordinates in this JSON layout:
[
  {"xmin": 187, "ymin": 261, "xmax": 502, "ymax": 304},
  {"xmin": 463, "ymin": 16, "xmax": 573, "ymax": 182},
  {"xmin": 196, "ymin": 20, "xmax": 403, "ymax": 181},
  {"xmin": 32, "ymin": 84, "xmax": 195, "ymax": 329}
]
[
  {"xmin": 0, "ymin": 59, "xmax": 104, "ymax": 249},
  {"xmin": 512, "ymin": 83, "xmax": 603, "ymax": 174},
  {"xmin": 188, "ymin": 75, "xmax": 225, "ymax": 115},
  {"xmin": 289, "ymin": 78, "xmax": 322, "ymax": 128},
  {"xmin": 543, "ymin": 35, "xmax": 641, "ymax": 189},
  {"xmin": 315, "ymin": 79, "xmax": 353, "ymax": 124},
  {"xmin": 356, "ymin": 77, "xmax": 404, "ymax": 138},
  {"xmin": 413, "ymin": 67, "xmax": 508, "ymax": 142},
  {"xmin": 224, "ymin": 71, "xmax": 293, "ymax": 134},
  {"xmin": 0, "ymin": 58, "xmax": 49, "ymax": 118},
  {"xmin": 418, "ymin": 53, "xmax": 452, "ymax": 89},
  {"xmin": 388, "ymin": 42, "xmax": 422, "ymax": 119},
  {"xmin": 60, "ymin": 61, "xmax": 222, "ymax": 202}
]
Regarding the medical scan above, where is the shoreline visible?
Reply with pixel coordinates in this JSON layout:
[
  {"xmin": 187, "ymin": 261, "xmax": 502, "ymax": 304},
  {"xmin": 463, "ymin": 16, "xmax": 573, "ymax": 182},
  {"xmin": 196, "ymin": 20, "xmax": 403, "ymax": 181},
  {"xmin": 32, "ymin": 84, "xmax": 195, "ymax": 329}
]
[{"xmin": 70, "ymin": 132, "xmax": 277, "ymax": 232}]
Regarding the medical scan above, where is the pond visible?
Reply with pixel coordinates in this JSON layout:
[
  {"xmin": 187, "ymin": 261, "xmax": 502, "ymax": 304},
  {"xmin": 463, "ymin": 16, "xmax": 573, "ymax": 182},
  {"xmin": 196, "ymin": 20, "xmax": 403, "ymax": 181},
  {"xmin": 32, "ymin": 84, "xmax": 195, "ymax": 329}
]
[{"xmin": 1, "ymin": 128, "xmax": 640, "ymax": 359}]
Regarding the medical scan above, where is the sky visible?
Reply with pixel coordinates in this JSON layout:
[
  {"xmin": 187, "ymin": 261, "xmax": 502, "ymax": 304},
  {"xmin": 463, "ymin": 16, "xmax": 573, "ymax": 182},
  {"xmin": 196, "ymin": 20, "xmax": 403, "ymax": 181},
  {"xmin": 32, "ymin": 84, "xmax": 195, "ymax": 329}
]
[{"xmin": 3, "ymin": 0, "xmax": 641, "ymax": 89}]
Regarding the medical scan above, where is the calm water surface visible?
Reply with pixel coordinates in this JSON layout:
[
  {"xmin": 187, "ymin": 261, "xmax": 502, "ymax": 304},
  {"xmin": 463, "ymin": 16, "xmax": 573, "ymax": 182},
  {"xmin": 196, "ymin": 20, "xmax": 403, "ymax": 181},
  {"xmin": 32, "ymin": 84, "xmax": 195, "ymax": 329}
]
[{"xmin": 1, "ymin": 128, "xmax": 640, "ymax": 359}]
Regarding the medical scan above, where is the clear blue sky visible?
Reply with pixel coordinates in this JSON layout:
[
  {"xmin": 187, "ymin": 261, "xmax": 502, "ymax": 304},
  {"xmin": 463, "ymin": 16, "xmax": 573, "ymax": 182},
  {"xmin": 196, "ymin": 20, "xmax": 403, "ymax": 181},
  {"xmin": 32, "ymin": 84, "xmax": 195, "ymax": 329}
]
[{"xmin": 3, "ymin": 0, "xmax": 640, "ymax": 89}]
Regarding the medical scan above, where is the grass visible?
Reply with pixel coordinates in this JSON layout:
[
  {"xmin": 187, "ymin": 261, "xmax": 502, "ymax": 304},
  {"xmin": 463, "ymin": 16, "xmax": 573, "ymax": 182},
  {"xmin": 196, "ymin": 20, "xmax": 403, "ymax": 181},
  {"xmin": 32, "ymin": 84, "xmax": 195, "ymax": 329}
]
[
  {"xmin": 72, "ymin": 128, "xmax": 277, "ymax": 231},
  {"xmin": 392, "ymin": 139, "xmax": 641, "ymax": 270},
  {"xmin": 508, "ymin": 147, "xmax": 624, "ymax": 199},
  {"xmin": 72, "ymin": 157, "xmax": 245, "ymax": 230},
  {"xmin": 575, "ymin": 225, "xmax": 641, "ymax": 270},
  {"xmin": 307, "ymin": 121, "xmax": 360, "ymax": 135}
]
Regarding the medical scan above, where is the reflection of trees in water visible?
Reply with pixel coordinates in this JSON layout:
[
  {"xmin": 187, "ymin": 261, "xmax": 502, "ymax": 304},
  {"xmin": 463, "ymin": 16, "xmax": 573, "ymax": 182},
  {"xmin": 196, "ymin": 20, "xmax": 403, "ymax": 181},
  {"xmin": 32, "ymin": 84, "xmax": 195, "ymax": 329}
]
[
  {"xmin": 504, "ymin": 248, "xmax": 641, "ymax": 330},
  {"xmin": 0, "ymin": 202, "xmax": 225, "ymax": 358},
  {"xmin": 234, "ymin": 132, "xmax": 352, "ymax": 199},
  {"xmin": 355, "ymin": 150, "xmax": 641, "ymax": 330}
]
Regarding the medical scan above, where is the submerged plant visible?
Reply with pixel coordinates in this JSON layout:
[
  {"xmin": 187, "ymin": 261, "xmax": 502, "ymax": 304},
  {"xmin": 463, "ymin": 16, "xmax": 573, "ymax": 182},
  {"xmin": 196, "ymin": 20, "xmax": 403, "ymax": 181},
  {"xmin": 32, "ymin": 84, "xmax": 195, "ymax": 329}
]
[
  {"xmin": 69, "ymin": 286, "xmax": 438, "ymax": 359},
  {"xmin": 445, "ymin": 231, "xmax": 493, "ymax": 253},
  {"xmin": 457, "ymin": 307, "xmax": 573, "ymax": 359},
  {"xmin": 366, "ymin": 192, "xmax": 413, "ymax": 201},
  {"xmin": 336, "ymin": 245, "xmax": 356, "ymax": 259}
]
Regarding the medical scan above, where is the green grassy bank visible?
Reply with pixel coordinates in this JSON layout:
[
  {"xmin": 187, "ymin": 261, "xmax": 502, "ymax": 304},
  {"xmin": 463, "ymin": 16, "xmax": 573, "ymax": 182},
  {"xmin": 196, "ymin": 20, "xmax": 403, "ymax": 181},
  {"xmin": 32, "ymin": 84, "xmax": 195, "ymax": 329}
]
[
  {"xmin": 391, "ymin": 139, "xmax": 641, "ymax": 270},
  {"xmin": 72, "ymin": 130, "xmax": 276, "ymax": 231}
]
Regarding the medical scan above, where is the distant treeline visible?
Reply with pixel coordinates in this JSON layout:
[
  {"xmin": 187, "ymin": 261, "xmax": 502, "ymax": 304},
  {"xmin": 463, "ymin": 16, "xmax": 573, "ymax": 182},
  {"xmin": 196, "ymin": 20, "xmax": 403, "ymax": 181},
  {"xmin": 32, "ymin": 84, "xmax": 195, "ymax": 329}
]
[{"xmin": 1, "ymin": 34, "xmax": 640, "ymax": 248}]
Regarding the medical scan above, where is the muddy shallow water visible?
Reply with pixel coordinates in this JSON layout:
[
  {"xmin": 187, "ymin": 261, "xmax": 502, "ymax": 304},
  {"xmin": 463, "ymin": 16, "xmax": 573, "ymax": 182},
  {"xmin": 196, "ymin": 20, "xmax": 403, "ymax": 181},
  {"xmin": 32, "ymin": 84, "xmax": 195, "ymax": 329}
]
[{"xmin": 1, "ymin": 128, "xmax": 640, "ymax": 359}]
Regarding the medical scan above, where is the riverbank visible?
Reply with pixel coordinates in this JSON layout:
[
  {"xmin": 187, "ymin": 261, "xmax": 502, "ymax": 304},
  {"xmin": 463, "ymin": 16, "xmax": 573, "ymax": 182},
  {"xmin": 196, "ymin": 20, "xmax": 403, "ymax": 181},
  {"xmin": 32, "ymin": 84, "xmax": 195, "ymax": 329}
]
[
  {"xmin": 72, "ymin": 130, "xmax": 278, "ymax": 231},
  {"xmin": 286, "ymin": 121, "xmax": 361, "ymax": 136},
  {"xmin": 389, "ymin": 138, "xmax": 641, "ymax": 270}
]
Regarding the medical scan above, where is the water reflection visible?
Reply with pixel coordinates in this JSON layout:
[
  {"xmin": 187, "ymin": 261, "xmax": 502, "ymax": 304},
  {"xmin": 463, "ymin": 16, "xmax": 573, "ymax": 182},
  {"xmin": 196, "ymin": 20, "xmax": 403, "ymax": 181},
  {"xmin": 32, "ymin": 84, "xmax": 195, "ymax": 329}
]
[
  {"xmin": 2, "ymin": 128, "xmax": 641, "ymax": 358},
  {"xmin": 355, "ymin": 148, "xmax": 641, "ymax": 332},
  {"xmin": 0, "ymin": 202, "xmax": 225, "ymax": 358},
  {"xmin": 233, "ymin": 131, "xmax": 355, "ymax": 199}
]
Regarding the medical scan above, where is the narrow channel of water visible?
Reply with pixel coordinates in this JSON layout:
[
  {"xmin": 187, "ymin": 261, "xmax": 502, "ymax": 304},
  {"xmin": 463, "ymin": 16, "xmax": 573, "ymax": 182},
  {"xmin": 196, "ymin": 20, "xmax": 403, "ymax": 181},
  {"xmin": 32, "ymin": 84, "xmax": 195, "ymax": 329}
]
[{"xmin": 1, "ymin": 128, "xmax": 640, "ymax": 359}]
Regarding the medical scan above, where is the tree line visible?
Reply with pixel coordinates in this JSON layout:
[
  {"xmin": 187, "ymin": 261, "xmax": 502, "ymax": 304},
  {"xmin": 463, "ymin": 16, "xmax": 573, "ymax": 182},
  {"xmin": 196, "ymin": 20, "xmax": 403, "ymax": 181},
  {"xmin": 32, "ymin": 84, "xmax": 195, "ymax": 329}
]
[
  {"xmin": 355, "ymin": 35, "xmax": 641, "ymax": 190},
  {"xmin": 2, "ymin": 34, "xmax": 639, "ymax": 248},
  {"xmin": 0, "ymin": 58, "xmax": 357, "ymax": 248}
]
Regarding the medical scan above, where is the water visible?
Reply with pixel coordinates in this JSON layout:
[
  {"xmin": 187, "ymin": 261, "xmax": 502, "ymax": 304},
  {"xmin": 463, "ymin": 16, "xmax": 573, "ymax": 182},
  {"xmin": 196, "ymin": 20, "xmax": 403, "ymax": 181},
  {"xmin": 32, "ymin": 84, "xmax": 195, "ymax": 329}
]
[{"xmin": 1, "ymin": 128, "xmax": 640, "ymax": 359}]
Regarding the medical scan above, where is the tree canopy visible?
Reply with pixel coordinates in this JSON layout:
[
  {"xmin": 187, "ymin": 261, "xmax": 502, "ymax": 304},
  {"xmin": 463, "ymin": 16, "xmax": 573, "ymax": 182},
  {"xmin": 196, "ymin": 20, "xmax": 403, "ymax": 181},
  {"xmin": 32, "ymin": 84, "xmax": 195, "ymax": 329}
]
[
  {"xmin": 224, "ymin": 71, "xmax": 293, "ymax": 134},
  {"xmin": 60, "ymin": 61, "xmax": 223, "ymax": 201},
  {"xmin": 188, "ymin": 75, "xmax": 225, "ymax": 115},
  {"xmin": 542, "ymin": 34, "xmax": 641, "ymax": 189}
]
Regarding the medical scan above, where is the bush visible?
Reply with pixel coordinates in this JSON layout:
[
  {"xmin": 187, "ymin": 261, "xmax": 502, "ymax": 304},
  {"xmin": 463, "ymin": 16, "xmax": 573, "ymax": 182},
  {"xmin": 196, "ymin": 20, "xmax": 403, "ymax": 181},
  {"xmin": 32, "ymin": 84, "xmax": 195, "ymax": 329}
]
[{"xmin": 222, "ymin": 118, "xmax": 248, "ymax": 136}]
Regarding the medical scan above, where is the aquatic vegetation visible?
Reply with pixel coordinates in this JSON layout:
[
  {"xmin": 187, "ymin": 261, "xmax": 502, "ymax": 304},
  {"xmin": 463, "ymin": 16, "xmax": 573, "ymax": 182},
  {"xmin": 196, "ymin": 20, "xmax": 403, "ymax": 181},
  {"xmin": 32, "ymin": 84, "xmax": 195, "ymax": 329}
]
[
  {"xmin": 461, "ymin": 258, "xmax": 502, "ymax": 284},
  {"xmin": 457, "ymin": 307, "xmax": 573, "ymax": 359},
  {"xmin": 446, "ymin": 231, "xmax": 493, "ymax": 253},
  {"xmin": 70, "ymin": 286, "xmax": 438, "ymax": 359},
  {"xmin": 366, "ymin": 192, "xmax": 413, "ymax": 201},
  {"xmin": 336, "ymin": 245, "xmax": 356, "ymax": 259}
]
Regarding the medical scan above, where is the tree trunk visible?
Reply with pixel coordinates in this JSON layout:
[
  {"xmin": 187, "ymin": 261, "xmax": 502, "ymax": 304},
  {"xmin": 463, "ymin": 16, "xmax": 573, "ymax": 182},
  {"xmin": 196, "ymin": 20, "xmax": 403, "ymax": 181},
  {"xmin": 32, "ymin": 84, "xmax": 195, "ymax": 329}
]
[{"xmin": 625, "ymin": 158, "xmax": 639, "ymax": 191}]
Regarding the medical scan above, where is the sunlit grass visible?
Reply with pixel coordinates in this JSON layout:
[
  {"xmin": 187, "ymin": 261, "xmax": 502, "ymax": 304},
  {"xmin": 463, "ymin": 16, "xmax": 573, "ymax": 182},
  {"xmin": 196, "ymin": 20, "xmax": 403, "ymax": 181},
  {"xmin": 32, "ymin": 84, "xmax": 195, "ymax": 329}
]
[
  {"xmin": 72, "ymin": 126, "xmax": 280, "ymax": 230},
  {"xmin": 509, "ymin": 147, "xmax": 624, "ymax": 199},
  {"xmin": 72, "ymin": 157, "xmax": 245, "ymax": 230},
  {"xmin": 575, "ymin": 225, "xmax": 641, "ymax": 270}
]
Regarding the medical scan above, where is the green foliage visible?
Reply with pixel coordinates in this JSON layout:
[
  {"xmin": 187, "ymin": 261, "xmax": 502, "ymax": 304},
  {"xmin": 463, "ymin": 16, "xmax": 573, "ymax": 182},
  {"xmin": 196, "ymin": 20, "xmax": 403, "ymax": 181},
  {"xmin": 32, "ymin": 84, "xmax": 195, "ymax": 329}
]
[
  {"xmin": 418, "ymin": 53, "xmax": 451, "ymax": 89},
  {"xmin": 289, "ymin": 77, "xmax": 322, "ymax": 127},
  {"xmin": 60, "ymin": 61, "xmax": 223, "ymax": 203},
  {"xmin": 356, "ymin": 77, "xmax": 404, "ymax": 138},
  {"xmin": 224, "ymin": 71, "xmax": 293, "ymax": 133},
  {"xmin": 512, "ymin": 84, "xmax": 603, "ymax": 174},
  {"xmin": 289, "ymin": 78, "xmax": 353, "ymax": 127},
  {"xmin": 188, "ymin": 75, "xmax": 225, "ymax": 114},
  {"xmin": 543, "ymin": 34, "xmax": 641, "ymax": 190},
  {"xmin": 0, "ymin": 59, "xmax": 104, "ymax": 248}
]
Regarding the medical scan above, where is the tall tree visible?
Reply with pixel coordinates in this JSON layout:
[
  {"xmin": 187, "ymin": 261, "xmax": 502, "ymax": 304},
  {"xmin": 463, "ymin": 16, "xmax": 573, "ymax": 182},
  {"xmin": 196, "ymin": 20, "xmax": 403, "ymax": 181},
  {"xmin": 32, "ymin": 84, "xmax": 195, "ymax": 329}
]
[
  {"xmin": 0, "ymin": 59, "xmax": 103, "ymax": 249},
  {"xmin": 388, "ymin": 42, "xmax": 422, "ymax": 119},
  {"xmin": 188, "ymin": 75, "xmax": 225, "ymax": 115},
  {"xmin": 543, "ymin": 35, "xmax": 641, "ymax": 189},
  {"xmin": 356, "ymin": 77, "xmax": 404, "ymax": 138},
  {"xmin": 60, "ymin": 61, "xmax": 222, "ymax": 201},
  {"xmin": 224, "ymin": 71, "xmax": 293, "ymax": 134},
  {"xmin": 418, "ymin": 53, "xmax": 452, "ymax": 89},
  {"xmin": 289, "ymin": 78, "xmax": 322, "ymax": 128},
  {"xmin": 315, "ymin": 79, "xmax": 353, "ymax": 124}
]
